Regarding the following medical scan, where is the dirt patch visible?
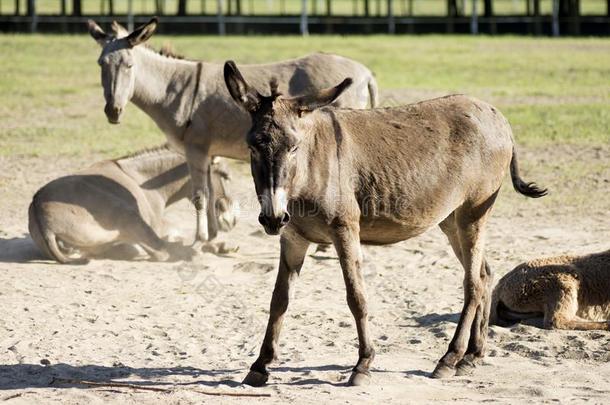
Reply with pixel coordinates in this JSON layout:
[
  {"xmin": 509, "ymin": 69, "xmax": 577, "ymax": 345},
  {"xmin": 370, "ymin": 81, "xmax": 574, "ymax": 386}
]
[{"xmin": 0, "ymin": 144, "xmax": 608, "ymax": 403}]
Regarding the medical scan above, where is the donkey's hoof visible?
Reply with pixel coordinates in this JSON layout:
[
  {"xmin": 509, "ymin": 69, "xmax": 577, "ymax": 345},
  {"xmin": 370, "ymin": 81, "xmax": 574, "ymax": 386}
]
[
  {"xmin": 347, "ymin": 371, "xmax": 371, "ymax": 387},
  {"xmin": 455, "ymin": 358, "xmax": 477, "ymax": 377},
  {"xmin": 242, "ymin": 370, "xmax": 268, "ymax": 387},
  {"xmin": 431, "ymin": 363, "xmax": 455, "ymax": 379}
]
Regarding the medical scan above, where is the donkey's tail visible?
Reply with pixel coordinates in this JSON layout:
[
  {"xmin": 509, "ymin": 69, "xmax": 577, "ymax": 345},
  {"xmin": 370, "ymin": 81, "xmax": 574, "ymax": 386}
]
[
  {"xmin": 510, "ymin": 146, "xmax": 548, "ymax": 198},
  {"xmin": 28, "ymin": 196, "xmax": 88, "ymax": 265},
  {"xmin": 367, "ymin": 75, "xmax": 379, "ymax": 108}
]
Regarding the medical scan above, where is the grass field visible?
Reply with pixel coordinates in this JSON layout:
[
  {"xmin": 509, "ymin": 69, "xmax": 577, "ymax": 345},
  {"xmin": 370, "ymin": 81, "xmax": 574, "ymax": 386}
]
[{"xmin": 0, "ymin": 34, "xmax": 609, "ymax": 157}]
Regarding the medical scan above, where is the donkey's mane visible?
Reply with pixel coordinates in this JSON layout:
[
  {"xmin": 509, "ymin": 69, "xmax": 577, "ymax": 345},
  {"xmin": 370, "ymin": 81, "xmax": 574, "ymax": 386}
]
[{"xmin": 114, "ymin": 143, "xmax": 176, "ymax": 162}]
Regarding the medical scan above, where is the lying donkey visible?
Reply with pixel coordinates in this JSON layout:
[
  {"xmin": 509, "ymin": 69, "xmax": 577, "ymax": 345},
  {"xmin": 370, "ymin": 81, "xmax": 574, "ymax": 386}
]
[
  {"xmin": 490, "ymin": 250, "xmax": 609, "ymax": 330},
  {"xmin": 223, "ymin": 62, "xmax": 547, "ymax": 386},
  {"xmin": 29, "ymin": 145, "xmax": 237, "ymax": 264},
  {"xmin": 87, "ymin": 18, "xmax": 377, "ymax": 243}
]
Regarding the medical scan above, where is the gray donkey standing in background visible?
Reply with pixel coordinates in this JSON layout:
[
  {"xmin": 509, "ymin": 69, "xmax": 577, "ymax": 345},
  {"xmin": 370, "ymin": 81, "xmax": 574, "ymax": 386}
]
[{"xmin": 87, "ymin": 17, "xmax": 378, "ymax": 242}]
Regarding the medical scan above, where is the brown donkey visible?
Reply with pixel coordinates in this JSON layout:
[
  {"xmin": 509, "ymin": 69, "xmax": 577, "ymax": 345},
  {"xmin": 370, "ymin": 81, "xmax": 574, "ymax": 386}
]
[
  {"xmin": 490, "ymin": 250, "xmax": 610, "ymax": 330},
  {"xmin": 223, "ymin": 62, "xmax": 547, "ymax": 386}
]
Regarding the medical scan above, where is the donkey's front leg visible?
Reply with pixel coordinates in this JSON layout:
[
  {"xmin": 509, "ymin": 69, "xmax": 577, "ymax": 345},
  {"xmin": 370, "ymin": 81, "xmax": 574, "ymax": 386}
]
[
  {"xmin": 185, "ymin": 146, "xmax": 217, "ymax": 242},
  {"xmin": 243, "ymin": 228, "xmax": 310, "ymax": 387},
  {"xmin": 333, "ymin": 222, "xmax": 375, "ymax": 386}
]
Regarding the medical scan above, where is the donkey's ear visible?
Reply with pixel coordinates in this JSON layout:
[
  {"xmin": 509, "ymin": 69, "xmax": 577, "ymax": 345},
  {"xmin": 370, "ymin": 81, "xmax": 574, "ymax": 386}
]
[
  {"xmin": 291, "ymin": 78, "xmax": 353, "ymax": 114},
  {"xmin": 111, "ymin": 20, "xmax": 129, "ymax": 38},
  {"xmin": 224, "ymin": 61, "xmax": 261, "ymax": 113},
  {"xmin": 126, "ymin": 17, "xmax": 158, "ymax": 47},
  {"xmin": 87, "ymin": 20, "xmax": 108, "ymax": 45}
]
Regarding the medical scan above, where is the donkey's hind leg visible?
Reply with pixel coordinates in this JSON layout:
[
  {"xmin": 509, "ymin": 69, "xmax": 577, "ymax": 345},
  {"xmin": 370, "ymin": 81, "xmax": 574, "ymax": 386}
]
[
  {"xmin": 544, "ymin": 285, "xmax": 610, "ymax": 331},
  {"xmin": 455, "ymin": 260, "xmax": 493, "ymax": 376},
  {"xmin": 120, "ymin": 213, "xmax": 170, "ymax": 261},
  {"xmin": 433, "ymin": 194, "xmax": 497, "ymax": 378},
  {"xmin": 438, "ymin": 216, "xmax": 493, "ymax": 376}
]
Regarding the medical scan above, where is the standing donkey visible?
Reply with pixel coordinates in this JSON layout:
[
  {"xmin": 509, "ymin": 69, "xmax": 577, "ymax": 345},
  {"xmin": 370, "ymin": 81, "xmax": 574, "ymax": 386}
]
[
  {"xmin": 87, "ymin": 18, "xmax": 377, "ymax": 242},
  {"xmin": 223, "ymin": 62, "xmax": 547, "ymax": 386}
]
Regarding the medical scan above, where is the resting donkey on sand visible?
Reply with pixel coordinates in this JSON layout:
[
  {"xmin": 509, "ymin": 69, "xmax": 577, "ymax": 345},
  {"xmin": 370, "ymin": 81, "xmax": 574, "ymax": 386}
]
[
  {"xmin": 223, "ymin": 61, "xmax": 547, "ymax": 386},
  {"xmin": 29, "ymin": 145, "xmax": 237, "ymax": 264},
  {"xmin": 490, "ymin": 250, "xmax": 610, "ymax": 330},
  {"xmin": 87, "ymin": 18, "xmax": 378, "ymax": 243}
]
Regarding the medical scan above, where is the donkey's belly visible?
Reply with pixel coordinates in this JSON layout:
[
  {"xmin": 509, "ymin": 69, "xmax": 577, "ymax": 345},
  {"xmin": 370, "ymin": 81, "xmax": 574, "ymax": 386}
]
[{"xmin": 359, "ymin": 217, "xmax": 432, "ymax": 245}]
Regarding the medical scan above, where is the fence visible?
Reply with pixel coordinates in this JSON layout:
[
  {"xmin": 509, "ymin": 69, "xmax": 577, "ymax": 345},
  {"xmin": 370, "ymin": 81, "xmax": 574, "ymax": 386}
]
[{"xmin": 1, "ymin": 1, "xmax": 609, "ymax": 35}]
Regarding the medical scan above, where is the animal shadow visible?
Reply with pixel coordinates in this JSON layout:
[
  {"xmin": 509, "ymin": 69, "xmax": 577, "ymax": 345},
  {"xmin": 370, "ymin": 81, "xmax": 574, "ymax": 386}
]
[
  {"xmin": 0, "ymin": 363, "xmax": 242, "ymax": 390},
  {"xmin": 412, "ymin": 312, "xmax": 460, "ymax": 327},
  {"xmin": 0, "ymin": 236, "xmax": 45, "ymax": 264}
]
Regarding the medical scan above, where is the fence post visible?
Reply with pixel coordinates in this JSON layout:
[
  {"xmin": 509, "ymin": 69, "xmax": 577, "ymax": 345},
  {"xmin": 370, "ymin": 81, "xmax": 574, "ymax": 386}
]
[
  {"xmin": 533, "ymin": 0, "xmax": 541, "ymax": 35},
  {"xmin": 552, "ymin": 0, "xmax": 560, "ymax": 36},
  {"xmin": 127, "ymin": 0, "xmax": 134, "ymax": 31},
  {"xmin": 60, "ymin": 0, "xmax": 67, "ymax": 32},
  {"xmin": 470, "ymin": 0, "xmax": 478, "ymax": 34},
  {"xmin": 217, "ymin": 0, "xmax": 226, "ymax": 35},
  {"xmin": 27, "ymin": 0, "xmax": 37, "ymax": 32},
  {"xmin": 484, "ymin": 0, "xmax": 495, "ymax": 34},
  {"xmin": 300, "ymin": 0, "xmax": 309, "ymax": 36},
  {"xmin": 387, "ymin": 0, "xmax": 395, "ymax": 34},
  {"xmin": 73, "ymin": 0, "xmax": 82, "ymax": 16}
]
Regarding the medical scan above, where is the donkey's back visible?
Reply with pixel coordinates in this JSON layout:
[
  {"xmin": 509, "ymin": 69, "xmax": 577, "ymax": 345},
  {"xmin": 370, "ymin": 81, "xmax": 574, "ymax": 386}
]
[
  {"xmin": 236, "ymin": 52, "xmax": 377, "ymax": 109},
  {"xmin": 309, "ymin": 95, "xmax": 516, "ymax": 243}
]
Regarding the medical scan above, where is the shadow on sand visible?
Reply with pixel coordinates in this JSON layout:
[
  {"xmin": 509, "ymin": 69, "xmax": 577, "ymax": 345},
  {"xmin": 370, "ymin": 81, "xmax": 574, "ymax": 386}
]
[
  {"xmin": 412, "ymin": 312, "xmax": 460, "ymax": 327},
  {"xmin": 0, "ymin": 235, "xmax": 167, "ymax": 264},
  {"xmin": 0, "ymin": 362, "xmax": 426, "ymax": 390},
  {"xmin": 0, "ymin": 363, "xmax": 243, "ymax": 390},
  {"xmin": 0, "ymin": 236, "xmax": 45, "ymax": 264}
]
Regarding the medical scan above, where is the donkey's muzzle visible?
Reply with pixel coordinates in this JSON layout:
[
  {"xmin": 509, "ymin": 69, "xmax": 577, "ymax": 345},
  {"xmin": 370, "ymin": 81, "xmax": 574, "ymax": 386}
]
[
  {"xmin": 258, "ymin": 212, "xmax": 290, "ymax": 235},
  {"xmin": 104, "ymin": 104, "xmax": 122, "ymax": 124}
]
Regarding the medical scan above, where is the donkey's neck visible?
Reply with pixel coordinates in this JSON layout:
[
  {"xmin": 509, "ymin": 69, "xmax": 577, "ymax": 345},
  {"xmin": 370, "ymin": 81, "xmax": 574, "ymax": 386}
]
[
  {"xmin": 116, "ymin": 148, "xmax": 190, "ymax": 206},
  {"xmin": 131, "ymin": 47, "xmax": 200, "ymax": 136}
]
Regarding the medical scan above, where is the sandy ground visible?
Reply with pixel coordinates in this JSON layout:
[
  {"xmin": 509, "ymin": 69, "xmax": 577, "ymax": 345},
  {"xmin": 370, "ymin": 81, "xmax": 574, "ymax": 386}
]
[{"xmin": 0, "ymin": 142, "xmax": 609, "ymax": 404}]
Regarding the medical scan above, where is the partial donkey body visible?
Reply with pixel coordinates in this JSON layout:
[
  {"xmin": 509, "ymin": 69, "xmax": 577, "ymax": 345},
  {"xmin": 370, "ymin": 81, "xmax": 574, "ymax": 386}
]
[
  {"xmin": 224, "ymin": 62, "xmax": 547, "ymax": 386},
  {"xmin": 29, "ymin": 146, "xmax": 237, "ymax": 264},
  {"xmin": 87, "ymin": 18, "xmax": 377, "ymax": 242},
  {"xmin": 490, "ymin": 250, "xmax": 610, "ymax": 330}
]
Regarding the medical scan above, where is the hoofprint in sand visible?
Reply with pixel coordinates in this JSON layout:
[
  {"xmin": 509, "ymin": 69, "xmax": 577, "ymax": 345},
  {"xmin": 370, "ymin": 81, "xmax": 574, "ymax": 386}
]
[{"xmin": 0, "ymin": 144, "xmax": 608, "ymax": 403}]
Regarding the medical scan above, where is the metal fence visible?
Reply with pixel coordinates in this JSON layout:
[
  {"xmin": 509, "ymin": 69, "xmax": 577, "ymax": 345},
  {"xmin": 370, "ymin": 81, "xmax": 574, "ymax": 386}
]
[{"xmin": 1, "ymin": 1, "xmax": 609, "ymax": 35}]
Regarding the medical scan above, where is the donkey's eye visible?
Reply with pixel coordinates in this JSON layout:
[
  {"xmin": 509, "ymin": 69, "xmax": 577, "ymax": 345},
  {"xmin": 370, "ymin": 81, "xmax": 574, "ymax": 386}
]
[
  {"xmin": 289, "ymin": 145, "xmax": 299, "ymax": 154},
  {"xmin": 126, "ymin": 64, "xmax": 134, "ymax": 69}
]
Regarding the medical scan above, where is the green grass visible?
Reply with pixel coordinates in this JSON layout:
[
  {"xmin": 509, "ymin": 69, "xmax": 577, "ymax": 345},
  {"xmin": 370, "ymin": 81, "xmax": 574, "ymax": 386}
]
[{"xmin": 0, "ymin": 34, "xmax": 609, "ymax": 157}]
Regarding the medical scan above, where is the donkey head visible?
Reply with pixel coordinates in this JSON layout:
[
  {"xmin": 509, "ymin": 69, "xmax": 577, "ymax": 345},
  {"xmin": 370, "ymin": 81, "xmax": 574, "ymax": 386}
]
[
  {"xmin": 87, "ymin": 18, "xmax": 158, "ymax": 124},
  {"xmin": 223, "ymin": 61, "xmax": 352, "ymax": 235}
]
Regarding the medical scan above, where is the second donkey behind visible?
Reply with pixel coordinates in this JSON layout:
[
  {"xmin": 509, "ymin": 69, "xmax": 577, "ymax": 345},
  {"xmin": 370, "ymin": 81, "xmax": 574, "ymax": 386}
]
[{"xmin": 29, "ymin": 145, "xmax": 237, "ymax": 264}]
